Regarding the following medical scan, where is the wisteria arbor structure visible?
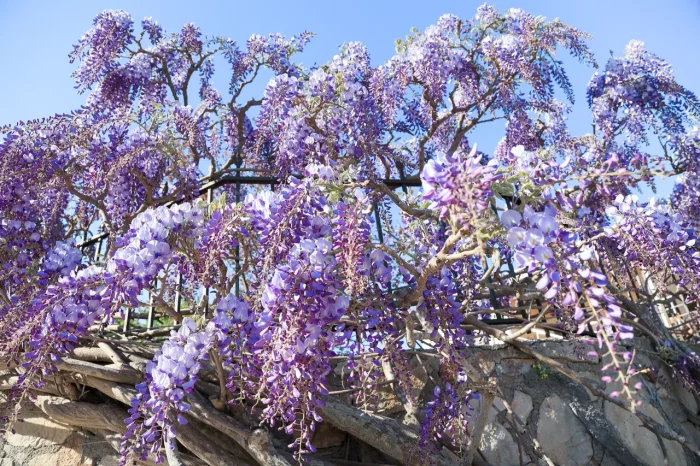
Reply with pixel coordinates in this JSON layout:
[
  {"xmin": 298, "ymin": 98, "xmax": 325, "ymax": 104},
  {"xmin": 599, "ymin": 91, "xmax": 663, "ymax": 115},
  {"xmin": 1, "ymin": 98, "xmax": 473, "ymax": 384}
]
[{"xmin": 1, "ymin": 5, "xmax": 700, "ymax": 465}]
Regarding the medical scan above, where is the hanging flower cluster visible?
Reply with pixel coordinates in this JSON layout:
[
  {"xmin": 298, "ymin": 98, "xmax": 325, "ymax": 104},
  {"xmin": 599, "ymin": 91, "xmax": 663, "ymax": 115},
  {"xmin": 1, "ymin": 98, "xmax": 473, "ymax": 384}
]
[
  {"xmin": 122, "ymin": 318, "xmax": 214, "ymax": 463},
  {"xmin": 421, "ymin": 146, "xmax": 500, "ymax": 226}
]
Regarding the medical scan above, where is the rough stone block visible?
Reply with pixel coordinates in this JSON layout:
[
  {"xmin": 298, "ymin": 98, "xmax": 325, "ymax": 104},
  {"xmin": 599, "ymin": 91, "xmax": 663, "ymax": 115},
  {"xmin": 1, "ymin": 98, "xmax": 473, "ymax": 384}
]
[
  {"xmin": 480, "ymin": 421, "xmax": 526, "ymax": 466},
  {"xmin": 5, "ymin": 413, "xmax": 73, "ymax": 449},
  {"xmin": 604, "ymin": 401, "xmax": 686, "ymax": 466},
  {"xmin": 26, "ymin": 434, "xmax": 91, "ymax": 466},
  {"xmin": 534, "ymin": 340, "xmax": 599, "ymax": 364},
  {"xmin": 511, "ymin": 390, "xmax": 533, "ymax": 427},
  {"xmin": 537, "ymin": 394, "xmax": 593, "ymax": 466}
]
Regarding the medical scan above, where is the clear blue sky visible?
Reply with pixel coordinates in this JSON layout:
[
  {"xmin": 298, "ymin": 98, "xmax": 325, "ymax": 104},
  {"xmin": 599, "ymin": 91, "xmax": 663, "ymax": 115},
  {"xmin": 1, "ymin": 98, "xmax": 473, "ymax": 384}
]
[{"xmin": 2, "ymin": 0, "xmax": 699, "ymax": 199}]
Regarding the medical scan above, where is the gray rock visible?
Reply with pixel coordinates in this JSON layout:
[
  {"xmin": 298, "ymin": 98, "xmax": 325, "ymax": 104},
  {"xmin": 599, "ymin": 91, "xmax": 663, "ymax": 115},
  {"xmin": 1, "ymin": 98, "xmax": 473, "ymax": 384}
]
[
  {"xmin": 499, "ymin": 358, "xmax": 534, "ymax": 376},
  {"xmin": 670, "ymin": 376, "xmax": 698, "ymax": 415},
  {"xmin": 604, "ymin": 401, "xmax": 686, "ymax": 466},
  {"xmin": 493, "ymin": 390, "xmax": 533, "ymax": 432},
  {"xmin": 472, "ymin": 352, "xmax": 496, "ymax": 376},
  {"xmin": 537, "ymin": 394, "xmax": 593, "ymax": 466},
  {"xmin": 408, "ymin": 354, "xmax": 439, "ymax": 399},
  {"xmin": 480, "ymin": 421, "xmax": 526, "ymax": 466},
  {"xmin": 579, "ymin": 371, "xmax": 604, "ymax": 401},
  {"xmin": 333, "ymin": 361, "xmax": 349, "ymax": 377},
  {"xmin": 682, "ymin": 421, "xmax": 700, "ymax": 450},
  {"xmin": 569, "ymin": 399, "xmax": 643, "ymax": 466},
  {"xmin": 492, "ymin": 396, "xmax": 506, "ymax": 414},
  {"xmin": 533, "ymin": 340, "xmax": 599, "ymax": 364},
  {"xmin": 601, "ymin": 453, "xmax": 625, "ymax": 466},
  {"xmin": 656, "ymin": 384, "xmax": 690, "ymax": 426},
  {"xmin": 471, "ymin": 393, "xmax": 526, "ymax": 466},
  {"xmin": 511, "ymin": 390, "xmax": 533, "ymax": 427},
  {"xmin": 5, "ymin": 413, "xmax": 73, "ymax": 449},
  {"xmin": 98, "ymin": 457, "xmax": 120, "ymax": 466},
  {"xmin": 467, "ymin": 397, "xmax": 499, "ymax": 435}
]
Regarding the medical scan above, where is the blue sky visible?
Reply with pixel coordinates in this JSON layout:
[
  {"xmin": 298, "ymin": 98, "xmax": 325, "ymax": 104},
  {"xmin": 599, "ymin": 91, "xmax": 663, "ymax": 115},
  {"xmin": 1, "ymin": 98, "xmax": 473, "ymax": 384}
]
[{"xmin": 2, "ymin": 0, "xmax": 699, "ymax": 199}]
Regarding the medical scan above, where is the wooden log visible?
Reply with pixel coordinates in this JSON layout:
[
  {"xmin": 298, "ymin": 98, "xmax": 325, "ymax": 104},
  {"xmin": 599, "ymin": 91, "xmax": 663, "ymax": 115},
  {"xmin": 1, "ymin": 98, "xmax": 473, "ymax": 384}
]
[
  {"xmin": 55, "ymin": 358, "xmax": 143, "ymax": 385},
  {"xmin": 185, "ymin": 389, "xmax": 293, "ymax": 466},
  {"xmin": 35, "ymin": 395, "xmax": 128, "ymax": 434},
  {"xmin": 5, "ymin": 343, "xmax": 477, "ymax": 466},
  {"xmin": 70, "ymin": 347, "xmax": 113, "ymax": 363},
  {"xmin": 90, "ymin": 428, "xmax": 208, "ymax": 466},
  {"xmin": 0, "ymin": 374, "xmax": 76, "ymax": 398},
  {"xmin": 32, "ymin": 395, "xmax": 243, "ymax": 466},
  {"xmin": 318, "ymin": 396, "xmax": 453, "ymax": 466},
  {"xmin": 80, "ymin": 376, "xmax": 288, "ymax": 466},
  {"xmin": 72, "ymin": 368, "xmax": 458, "ymax": 466}
]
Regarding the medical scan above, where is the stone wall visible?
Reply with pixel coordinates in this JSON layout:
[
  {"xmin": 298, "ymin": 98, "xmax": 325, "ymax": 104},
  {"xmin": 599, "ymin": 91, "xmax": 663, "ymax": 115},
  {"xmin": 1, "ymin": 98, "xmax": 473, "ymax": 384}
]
[
  {"xmin": 466, "ymin": 340, "xmax": 700, "ymax": 466},
  {"xmin": 3, "ymin": 339, "xmax": 700, "ymax": 466}
]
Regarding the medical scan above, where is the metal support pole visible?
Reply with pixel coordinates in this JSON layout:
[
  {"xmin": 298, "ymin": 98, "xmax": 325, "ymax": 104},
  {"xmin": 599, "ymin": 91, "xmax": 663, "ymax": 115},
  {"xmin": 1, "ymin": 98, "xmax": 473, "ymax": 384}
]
[
  {"xmin": 235, "ymin": 164, "xmax": 241, "ymax": 297},
  {"xmin": 204, "ymin": 165, "xmax": 214, "ymax": 318},
  {"xmin": 373, "ymin": 201, "xmax": 393, "ymax": 294},
  {"xmin": 175, "ymin": 272, "xmax": 182, "ymax": 315},
  {"xmin": 147, "ymin": 290, "xmax": 155, "ymax": 330},
  {"xmin": 123, "ymin": 308, "xmax": 131, "ymax": 332},
  {"xmin": 94, "ymin": 237, "xmax": 103, "ymax": 262}
]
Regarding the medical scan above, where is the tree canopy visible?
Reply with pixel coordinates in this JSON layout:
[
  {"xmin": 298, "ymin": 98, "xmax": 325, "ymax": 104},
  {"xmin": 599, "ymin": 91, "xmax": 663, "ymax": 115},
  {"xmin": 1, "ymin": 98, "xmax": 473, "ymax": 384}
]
[{"xmin": 1, "ymin": 5, "xmax": 700, "ymax": 465}]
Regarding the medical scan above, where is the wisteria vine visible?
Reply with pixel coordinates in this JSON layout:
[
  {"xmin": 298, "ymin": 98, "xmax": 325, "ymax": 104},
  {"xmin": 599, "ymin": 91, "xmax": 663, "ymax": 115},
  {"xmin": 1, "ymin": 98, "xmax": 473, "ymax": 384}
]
[{"xmin": 1, "ymin": 4, "xmax": 700, "ymax": 465}]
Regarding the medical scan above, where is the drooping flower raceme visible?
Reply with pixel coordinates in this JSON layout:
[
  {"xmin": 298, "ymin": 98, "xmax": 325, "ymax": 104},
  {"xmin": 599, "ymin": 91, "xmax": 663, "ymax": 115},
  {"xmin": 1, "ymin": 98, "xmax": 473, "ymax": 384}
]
[
  {"xmin": 419, "ymin": 380, "xmax": 476, "ymax": 455},
  {"xmin": 421, "ymin": 146, "xmax": 500, "ymax": 227},
  {"xmin": 40, "ymin": 239, "xmax": 83, "ymax": 277},
  {"xmin": 122, "ymin": 318, "xmax": 214, "ymax": 463},
  {"xmin": 503, "ymin": 206, "xmax": 559, "ymax": 274},
  {"xmin": 2, "ymin": 203, "xmax": 204, "ymax": 429},
  {"xmin": 605, "ymin": 195, "xmax": 700, "ymax": 302},
  {"xmin": 255, "ymin": 236, "xmax": 349, "ymax": 454}
]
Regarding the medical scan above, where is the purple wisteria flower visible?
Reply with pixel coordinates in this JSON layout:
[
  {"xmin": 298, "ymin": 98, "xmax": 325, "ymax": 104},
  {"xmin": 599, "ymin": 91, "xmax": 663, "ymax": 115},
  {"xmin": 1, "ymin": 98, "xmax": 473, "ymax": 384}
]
[
  {"xmin": 421, "ymin": 146, "xmax": 500, "ymax": 225},
  {"xmin": 122, "ymin": 318, "xmax": 214, "ymax": 463}
]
